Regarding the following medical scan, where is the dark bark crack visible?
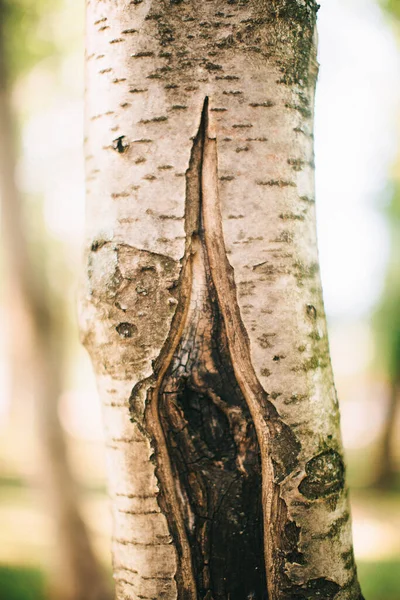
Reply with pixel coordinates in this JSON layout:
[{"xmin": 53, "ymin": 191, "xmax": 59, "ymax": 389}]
[{"xmin": 130, "ymin": 98, "xmax": 304, "ymax": 600}]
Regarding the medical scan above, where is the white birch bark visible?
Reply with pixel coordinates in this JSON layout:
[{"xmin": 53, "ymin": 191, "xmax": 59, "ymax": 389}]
[{"xmin": 81, "ymin": 2, "xmax": 363, "ymax": 599}]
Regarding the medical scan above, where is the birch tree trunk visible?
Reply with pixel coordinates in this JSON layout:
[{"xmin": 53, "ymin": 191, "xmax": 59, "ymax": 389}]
[{"xmin": 81, "ymin": 2, "xmax": 364, "ymax": 599}]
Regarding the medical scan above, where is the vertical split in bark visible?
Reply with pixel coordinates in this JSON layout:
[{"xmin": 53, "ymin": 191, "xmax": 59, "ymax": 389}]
[
  {"xmin": 140, "ymin": 98, "xmax": 265, "ymax": 599},
  {"xmin": 135, "ymin": 99, "xmax": 306, "ymax": 600}
]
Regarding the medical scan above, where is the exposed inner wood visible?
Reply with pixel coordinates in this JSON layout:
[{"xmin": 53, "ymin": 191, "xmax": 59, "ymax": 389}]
[
  {"xmin": 143, "ymin": 99, "xmax": 300, "ymax": 600},
  {"xmin": 159, "ymin": 233, "xmax": 265, "ymax": 599},
  {"xmin": 198, "ymin": 100, "xmax": 301, "ymax": 600}
]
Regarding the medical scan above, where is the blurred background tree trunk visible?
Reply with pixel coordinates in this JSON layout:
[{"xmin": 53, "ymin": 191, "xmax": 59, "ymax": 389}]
[
  {"xmin": 0, "ymin": 1, "xmax": 111, "ymax": 598},
  {"xmin": 375, "ymin": 379, "xmax": 399, "ymax": 487},
  {"xmin": 372, "ymin": 180, "xmax": 400, "ymax": 489},
  {"xmin": 368, "ymin": 0, "xmax": 400, "ymax": 492}
]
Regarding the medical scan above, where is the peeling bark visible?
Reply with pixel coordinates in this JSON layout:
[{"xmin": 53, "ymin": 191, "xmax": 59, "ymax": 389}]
[
  {"xmin": 137, "ymin": 99, "xmax": 267, "ymax": 599},
  {"xmin": 82, "ymin": 1, "xmax": 364, "ymax": 599}
]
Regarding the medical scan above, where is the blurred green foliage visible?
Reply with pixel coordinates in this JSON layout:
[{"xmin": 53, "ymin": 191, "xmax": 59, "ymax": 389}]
[
  {"xmin": 375, "ymin": 0, "xmax": 400, "ymax": 379},
  {"xmin": 1, "ymin": 0, "xmax": 60, "ymax": 82},
  {"xmin": 373, "ymin": 185, "xmax": 400, "ymax": 380},
  {"xmin": 358, "ymin": 560, "xmax": 400, "ymax": 600},
  {"xmin": 0, "ymin": 566, "xmax": 46, "ymax": 600},
  {"xmin": 0, "ymin": 561, "xmax": 399, "ymax": 600},
  {"xmin": 383, "ymin": 0, "xmax": 400, "ymax": 19}
]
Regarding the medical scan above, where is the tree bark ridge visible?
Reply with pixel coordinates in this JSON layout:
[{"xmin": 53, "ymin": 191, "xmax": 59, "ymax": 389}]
[{"xmin": 137, "ymin": 98, "xmax": 266, "ymax": 599}]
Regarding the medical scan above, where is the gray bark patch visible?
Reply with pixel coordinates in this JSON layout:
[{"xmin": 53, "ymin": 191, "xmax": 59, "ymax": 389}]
[{"xmin": 298, "ymin": 450, "xmax": 345, "ymax": 500}]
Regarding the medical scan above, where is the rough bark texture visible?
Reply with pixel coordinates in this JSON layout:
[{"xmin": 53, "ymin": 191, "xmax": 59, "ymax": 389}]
[{"xmin": 81, "ymin": 1, "xmax": 363, "ymax": 599}]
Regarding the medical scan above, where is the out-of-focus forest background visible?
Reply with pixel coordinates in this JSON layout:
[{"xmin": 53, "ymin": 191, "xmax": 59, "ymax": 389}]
[{"xmin": 0, "ymin": 0, "xmax": 399, "ymax": 598}]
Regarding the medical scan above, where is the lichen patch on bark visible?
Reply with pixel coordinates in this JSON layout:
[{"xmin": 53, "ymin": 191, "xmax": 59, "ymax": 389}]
[{"xmin": 299, "ymin": 449, "xmax": 345, "ymax": 501}]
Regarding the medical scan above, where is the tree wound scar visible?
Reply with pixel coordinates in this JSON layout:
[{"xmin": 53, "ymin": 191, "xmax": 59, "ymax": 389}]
[{"xmin": 130, "ymin": 99, "xmax": 303, "ymax": 600}]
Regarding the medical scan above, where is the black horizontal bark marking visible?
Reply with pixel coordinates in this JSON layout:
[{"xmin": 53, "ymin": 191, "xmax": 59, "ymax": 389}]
[
  {"xmin": 114, "ymin": 493, "xmax": 156, "ymax": 499},
  {"xmin": 256, "ymin": 179, "xmax": 296, "ymax": 187},
  {"xmin": 131, "ymin": 51, "xmax": 154, "ymax": 58},
  {"xmin": 139, "ymin": 116, "xmax": 168, "ymax": 124},
  {"xmin": 117, "ymin": 509, "xmax": 160, "ymax": 515},
  {"xmin": 249, "ymin": 101, "xmax": 275, "ymax": 108}
]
